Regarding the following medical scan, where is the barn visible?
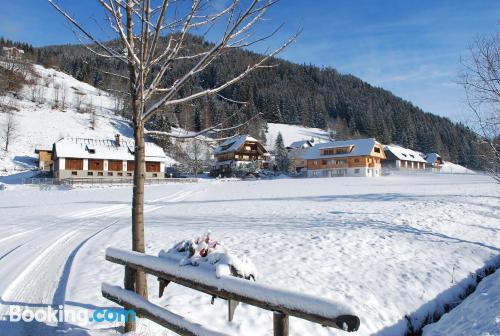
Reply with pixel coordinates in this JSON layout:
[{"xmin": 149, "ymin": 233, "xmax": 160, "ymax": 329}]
[{"xmin": 52, "ymin": 135, "xmax": 168, "ymax": 180}]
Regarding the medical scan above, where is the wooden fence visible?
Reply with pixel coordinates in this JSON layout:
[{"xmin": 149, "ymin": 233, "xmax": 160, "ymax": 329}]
[
  {"xmin": 102, "ymin": 248, "xmax": 360, "ymax": 336},
  {"xmin": 22, "ymin": 177, "xmax": 197, "ymax": 185}
]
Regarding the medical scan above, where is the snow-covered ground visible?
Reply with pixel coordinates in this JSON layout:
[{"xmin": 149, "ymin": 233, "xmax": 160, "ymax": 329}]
[{"xmin": 0, "ymin": 174, "xmax": 498, "ymax": 335}]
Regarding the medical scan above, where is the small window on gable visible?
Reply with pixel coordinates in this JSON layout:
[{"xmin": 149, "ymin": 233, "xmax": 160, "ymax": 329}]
[
  {"xmin": 86, "ymin": 145, "xmax": 96, "ymax": 154},
  {"xmin": 374, "ymin": 147, "xmax": 381, "ymax": 153}
]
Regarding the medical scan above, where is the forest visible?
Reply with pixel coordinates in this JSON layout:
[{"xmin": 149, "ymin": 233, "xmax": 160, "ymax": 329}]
[{"xmin": 1, "ymin": 35, "xmax": 483, "ymax": 169}]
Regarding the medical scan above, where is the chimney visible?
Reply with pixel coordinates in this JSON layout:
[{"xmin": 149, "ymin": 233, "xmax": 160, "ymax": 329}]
[{"xmin": 115, "ymin": 134, "xmax": 121, "ymax": 147}]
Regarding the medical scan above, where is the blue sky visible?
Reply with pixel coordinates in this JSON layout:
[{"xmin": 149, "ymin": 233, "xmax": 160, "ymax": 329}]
[{"xmin": 1, "ymin": 1, "xmax": 499, "ymax": 124}]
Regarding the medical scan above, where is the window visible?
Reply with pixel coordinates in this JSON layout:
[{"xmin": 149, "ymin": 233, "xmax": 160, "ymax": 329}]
[
  {"xmin": 152, "ymin": 173, "xmax": 158, "ymax": 177},
  {"xmin": 127, "ymin": 173, "xmax": 132, "ymax": 177},
  {"xmin": 65, "ymin": 158, "xmax": 83, "ymax": 170},
  {"xmin": 108, "ymin": 160, "xmax": 123, "ymax": 171},
  {"xmin": 87, "ymin": 172, "xmax": 93, "ymax": 176},
  {"xmin": 117, "ymin": 172, "xmax": 123, "ymax": 176},
  {"xmin": 354, "ymin": 158, "xmax": 360, "ymax": 163},
  {"xmin": 374, "ymin": 147, "xmax": 381, "ymax": 153},
  {"xmin": 127, "ymin": 161, "xmax": 135, "ymax": 171},
  {"xmin": 322, "ymin": 159, "xmax": 328, "ymax": 165},
  {"xmin": 146, "ymin": 162, "xmax": 160, "ymax": 172},
  {"xmin": 71, "ymin": 171, "xmax": 77, "ymax": 176},
  {"xmin": 88, "ymin": 159, "xmax": 103, "ymax": 171},
  {"xmin": 354, "ymin": 169, "xmax": 360, "ymax": 174},
  {"xmin": 98, "ymin": 172, "xmax": 103, "ymax": 176},
  {"xmin": 107, "ymin": 172, "xmax": 113, "ymax": 176}
]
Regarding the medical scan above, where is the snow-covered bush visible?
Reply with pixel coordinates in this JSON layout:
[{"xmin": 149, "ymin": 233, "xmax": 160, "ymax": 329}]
[{"xmin": 159, "ymin": 231, "xmax": 257, "ymax": 280}]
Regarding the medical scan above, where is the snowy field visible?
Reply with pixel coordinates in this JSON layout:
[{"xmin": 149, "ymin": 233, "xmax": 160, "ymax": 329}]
[{"xmin": 0, "ymin": 174, "xmax": 498, "ymax": 336}]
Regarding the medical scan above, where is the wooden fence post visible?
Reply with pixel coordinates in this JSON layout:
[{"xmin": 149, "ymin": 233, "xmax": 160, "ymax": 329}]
[
  {"xmin": 273, "ymin": 312, "xmax": 289, "ymax": 336},
  {"xmin": 124, "ymin": 266, "xmax": 136, "ymax": 332}
]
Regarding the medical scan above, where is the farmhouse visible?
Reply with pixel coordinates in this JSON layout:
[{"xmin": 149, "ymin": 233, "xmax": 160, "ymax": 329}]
[
  {"xmin": 212, "ymin": 135, "xmax": 267, "ymax": 176},
  {"xmin": 424, "ymin": 153, "xmax": 444, "ymax": 172},
  {"xmin": 34, "ymin": 145, "xmax": 53, "ymax": 171},
  {"xmin": 304, "ymin": 138, "xmax": 386, "ymax": 177},
  {"xmin": 287, "ymin": 140, "xmax": 314, "ymax": 173},
  {"xmin": 1, "ymin": 47, "xmax": 24, "ymax": 60},
  {"xmin": 52, "ymin": 135, "xmax": 168, "ymax": 179},
  {"xmin": 383, "ymin": 145, "xmax": 428, "ymax": 171}
]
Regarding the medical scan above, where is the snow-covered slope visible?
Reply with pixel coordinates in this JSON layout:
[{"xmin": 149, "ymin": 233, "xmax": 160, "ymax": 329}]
[
  {"xmin": 265, "ymin": 122, "xmax": 331, "ymax": 150},
  {"xmin": 0, "ymin": 64, "xmax": 134, "ymax": 175},
  {"xmin": 423, "ymin": 268, "xmax": 500, "ymax": 336},
  {"xmin": 440, "ymin": 161, "xmax": 475, "ymax": 174}
]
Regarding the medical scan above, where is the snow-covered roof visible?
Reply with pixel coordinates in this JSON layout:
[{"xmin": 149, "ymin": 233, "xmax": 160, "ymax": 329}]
[
  {"xmin": 34, "ymin": 145, "xmax": 53, "ymax": 153},
  {"xmin": 288, "ymin": 140, "xmax": 313, "ymax": 149},
  {"xmin": 213, "ymin": 135, "xmax": 262, "ymax": 155},
  {"xmin": 384, "ymin": 145, "xmax": 428, "ymax": 163},
  {"xmin": 303, "ymin": 138, "xmax": 380, "ymax": 160},
  {"xmin": 424, "ymin": 153, "xmax": 442, "ymax": 165},
  {"xmin": 54, "ymin": 137, "xmax": 168, "ymax": 162}
]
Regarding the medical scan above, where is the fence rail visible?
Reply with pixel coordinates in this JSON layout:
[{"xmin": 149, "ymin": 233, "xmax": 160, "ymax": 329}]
[
  {"xmin": 22, "ymin": 177, "xmax": 197, "ymax": 185},
  {"xmin": 103, "ymin": 248, "xmax": 360, "ymax": 336}
]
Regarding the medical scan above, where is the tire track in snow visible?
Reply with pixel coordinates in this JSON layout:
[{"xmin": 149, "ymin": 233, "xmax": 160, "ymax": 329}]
[{"xmin": 0, "ymin": 229, "xmax": 80, "ymax": 309}]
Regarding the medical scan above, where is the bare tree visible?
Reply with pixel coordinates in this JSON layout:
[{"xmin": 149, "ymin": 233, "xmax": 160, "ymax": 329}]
[
  {"xmin": 53, "ymin": 83, "xmax": 61, "ymax": 109},
  {"xmin": 462, "ymin": 29, "xmax": 500, "ymax": 182},
  {"xmin": 60, "ymin": 84, "xmax": 68, "ymax": 110},
  {"xmin": 89, "ymin": 98, "xmax": 97, "ymax": 129},
  {"xmin": 49, "ymin": 0, "xmax": 296, "ymax": 314},
  {"xmin": 1, "ymin": 112, "xmax": 19, "ymax": 152},
  {"xmin": 73, "ymin": 91, "xmax": 86, "ymax": 113},
  {"xmin": 183, "ymin": 138, "xmax": 211, "ymax": 176}
]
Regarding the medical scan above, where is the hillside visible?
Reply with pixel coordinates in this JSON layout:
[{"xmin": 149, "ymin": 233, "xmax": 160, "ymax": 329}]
[
  {"xmin": 29, "ymin": 34, "xmax": 483, "ymax": 169},
  {"xmin": 0, "ymin": 63, "xmax": 135, "ymax": 177}
]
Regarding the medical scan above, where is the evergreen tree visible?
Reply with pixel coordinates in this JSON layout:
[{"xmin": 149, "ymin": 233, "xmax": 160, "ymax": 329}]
[{"xmin": 275, "ymin": 132, "xmax": 289, "ymax": 172}]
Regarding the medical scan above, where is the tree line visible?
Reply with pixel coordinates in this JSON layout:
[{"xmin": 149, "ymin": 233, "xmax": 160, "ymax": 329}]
[{"xmin": 31, "ymin": 34, "xmax": 483, "ymax": 169}]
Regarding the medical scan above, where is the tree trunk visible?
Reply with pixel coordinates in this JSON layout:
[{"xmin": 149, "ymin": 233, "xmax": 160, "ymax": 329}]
[{"xmin": 131, "ymin": 120, "xmax": 148, "ymax": 300}]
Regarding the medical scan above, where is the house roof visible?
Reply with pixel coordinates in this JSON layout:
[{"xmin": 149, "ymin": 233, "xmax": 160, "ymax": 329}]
[
  {"xmin": 384, "ymin": 145, "xmax": 427, "ymax": 163},
  {"xmin": 287, "ymin": 140, "xmax": 313, "ymax": 149},
  {"xmin": 34, "ymin": 145, "xmax": 53, "ymax": 153},
  {"xmin": 213, "ymin": 135, "xmax": 263, "ymax": 155},
  {"xmin": 303, "ymin": 138, "xmax": 380, "ymax": 160},
  {"xmin": 424, "ymin": 153, "xmax": 442, "ymax": 165},
  {"xmin": 53, "ymin": 137, "xmax": 168, "ymax": 162}
]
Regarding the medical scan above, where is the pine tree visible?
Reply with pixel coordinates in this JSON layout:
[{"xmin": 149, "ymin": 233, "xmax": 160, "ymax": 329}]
[{"xmin": 275, "ymin": 132, "xmax": 289, "ymax": 172}]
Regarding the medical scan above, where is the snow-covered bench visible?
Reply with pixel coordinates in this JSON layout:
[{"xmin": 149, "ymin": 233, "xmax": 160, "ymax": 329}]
[{"xmin": 102, "ymin": 247, "xmax": 360, "ymax": 336}]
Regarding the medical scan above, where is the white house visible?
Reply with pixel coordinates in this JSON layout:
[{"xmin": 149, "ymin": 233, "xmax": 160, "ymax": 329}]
[
  {"xmin": 52, "ymin": 135, "xmax": 169, "ymax": 179},
  {"xmin": 2, "ymin": 47, "xmax": 24, "ymax": 60},
  {"xmin": 382, "ymin": 145, "xmax": 428, "ymax": 171}
]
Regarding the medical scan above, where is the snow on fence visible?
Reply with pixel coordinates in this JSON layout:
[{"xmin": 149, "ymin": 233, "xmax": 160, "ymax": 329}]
[
  {"xmin": 22, "ymin": 177, "xmax": 197, "ymax": 185},
  {"xmin": 103, "ymin": 247, "xmax": 360, "ymax": 336}
]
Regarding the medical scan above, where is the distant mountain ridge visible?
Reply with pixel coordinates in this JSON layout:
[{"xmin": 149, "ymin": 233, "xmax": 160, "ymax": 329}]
[{"xmin": 3, "ymin": 35, "xmax": 481, "ymax": 169}]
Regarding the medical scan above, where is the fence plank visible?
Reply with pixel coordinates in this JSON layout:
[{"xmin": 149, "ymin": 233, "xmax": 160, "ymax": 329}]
[{"xmin": 102, "ymin": 284, "xmax": 231, "ymax": 336}]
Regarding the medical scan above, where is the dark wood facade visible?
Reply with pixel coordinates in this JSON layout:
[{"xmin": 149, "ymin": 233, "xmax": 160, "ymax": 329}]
[{"xmin": 65, "ymin": 158, "xmax": 83, "ymax": 170}]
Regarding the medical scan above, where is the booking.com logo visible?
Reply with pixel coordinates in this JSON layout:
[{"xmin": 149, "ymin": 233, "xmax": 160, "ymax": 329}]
[{"xmin": 8, "ymin": 305, "xmax": 136, "ymax": 324}]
